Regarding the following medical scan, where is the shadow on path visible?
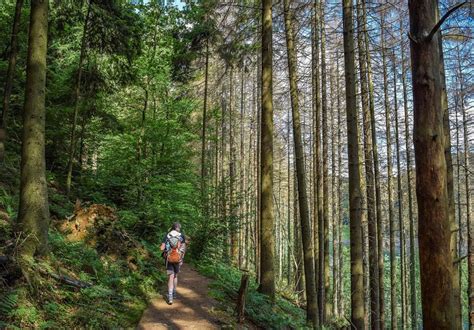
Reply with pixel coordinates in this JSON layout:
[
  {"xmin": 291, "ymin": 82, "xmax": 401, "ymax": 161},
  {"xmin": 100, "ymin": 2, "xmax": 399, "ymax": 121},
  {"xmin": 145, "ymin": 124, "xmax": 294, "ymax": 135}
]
[{"xmin": 137, "ymin": 263, "xmax": 221, "ymax": 330}]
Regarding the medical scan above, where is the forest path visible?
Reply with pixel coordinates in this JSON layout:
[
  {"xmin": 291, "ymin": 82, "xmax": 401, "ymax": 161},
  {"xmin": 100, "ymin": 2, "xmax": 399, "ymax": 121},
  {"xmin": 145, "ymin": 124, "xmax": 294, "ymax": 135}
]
[{"xmin": 137, "ymin": 263, "xmax": 221, "ymax": 329}]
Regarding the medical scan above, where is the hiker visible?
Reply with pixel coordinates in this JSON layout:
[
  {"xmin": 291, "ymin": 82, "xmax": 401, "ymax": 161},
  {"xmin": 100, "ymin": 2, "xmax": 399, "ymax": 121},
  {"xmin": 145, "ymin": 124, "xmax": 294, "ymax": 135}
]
[{"xmin": 160, "ymin": 222, "xmax": 186, "ymax": 305}]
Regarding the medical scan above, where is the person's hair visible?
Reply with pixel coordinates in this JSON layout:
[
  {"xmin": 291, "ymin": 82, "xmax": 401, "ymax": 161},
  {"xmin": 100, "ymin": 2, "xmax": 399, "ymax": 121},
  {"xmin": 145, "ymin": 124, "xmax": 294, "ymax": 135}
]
[{"xmin": 171, "ymin": 222, "xmax": 181, "ymax": 231}]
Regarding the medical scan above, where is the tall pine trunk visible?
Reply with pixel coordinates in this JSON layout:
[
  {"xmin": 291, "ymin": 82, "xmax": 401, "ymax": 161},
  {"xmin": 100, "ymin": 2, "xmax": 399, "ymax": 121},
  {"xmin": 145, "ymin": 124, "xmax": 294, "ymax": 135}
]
[
  {"xmin": 408, "ymin": 0, "xmax": 455, "ymax": 327},
  {"xmin": 18, "ymin": 0, "xmax": 50, "ymax": 258},
  {"xmin": 400, "ymin": 18, "xmax": 418, "ymax": 328},
  {"xmin": 259, "ymin": 0, "xmax": 275, "ymax": 300},
  {"xmin": 283, "ymin": 0, "xmax": 319, "ymax": 325},
  {"xmin": 357, "ymin": 0, "xmax": 380, "ymax": 327},
  {"xmin": 342, "ymin": 0, "xmax": 365, "ymax": 327}
]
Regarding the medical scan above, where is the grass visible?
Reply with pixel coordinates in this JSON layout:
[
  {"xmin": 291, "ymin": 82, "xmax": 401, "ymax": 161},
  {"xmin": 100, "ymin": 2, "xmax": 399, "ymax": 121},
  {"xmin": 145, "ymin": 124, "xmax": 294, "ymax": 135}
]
[
  {"xmin": 197, "ymin": 261, "xmax": 309, "ymax": 329},
  {"xmin": 0, "ymin": 227, "xmax": 167, "ymax": 328}
]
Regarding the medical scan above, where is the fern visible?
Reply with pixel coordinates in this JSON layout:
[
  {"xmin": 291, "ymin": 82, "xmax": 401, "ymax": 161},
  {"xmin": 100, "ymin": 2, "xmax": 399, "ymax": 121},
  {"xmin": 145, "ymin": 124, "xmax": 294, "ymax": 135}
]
[{"xmin": 0, "ymin": 289, "xmax": 18, "ymax": 327}]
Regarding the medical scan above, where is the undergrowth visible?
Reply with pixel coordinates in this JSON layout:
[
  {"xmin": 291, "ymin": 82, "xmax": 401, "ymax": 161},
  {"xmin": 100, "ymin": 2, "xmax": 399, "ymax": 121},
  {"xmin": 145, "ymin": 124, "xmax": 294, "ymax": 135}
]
[
  {"xmin": 197, "ymin": 261, "xmax": 308, "ymax": 329},
  {"xmin": 0, "ymin": 228, "xmax": 166, "ymax": 328}
]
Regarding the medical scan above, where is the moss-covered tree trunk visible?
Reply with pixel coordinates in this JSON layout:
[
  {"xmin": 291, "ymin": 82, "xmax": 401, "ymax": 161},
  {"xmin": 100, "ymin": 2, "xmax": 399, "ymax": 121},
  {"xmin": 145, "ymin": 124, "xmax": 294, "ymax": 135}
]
[
  {"xmin": 258, "ymin": 0, "xmax": 275, "ymax": 301},
  {"xmin": 342, "ymin": 0, "xmax": 365, "ymax": 328},
  {"xmin": 17, "ymin": 0, "xmax": 50, "ymax": 258},
  {"xmin": 0, "ymin": 0, "xmax": 24, "ymax": 163},
  {"xmin": 283, "ymin": 0, "xmax": 319, "ymax": 325},
  {"xmin": 408, "ymin": 0, "xmax": 455, "ymax": 327}
]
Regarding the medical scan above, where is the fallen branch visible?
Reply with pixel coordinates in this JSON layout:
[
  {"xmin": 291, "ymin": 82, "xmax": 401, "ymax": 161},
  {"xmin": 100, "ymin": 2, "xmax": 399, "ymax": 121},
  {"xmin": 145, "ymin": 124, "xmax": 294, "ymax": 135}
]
[{"xmin": 39, "ymin": 268, "xmax": 92, "ymax": 288}]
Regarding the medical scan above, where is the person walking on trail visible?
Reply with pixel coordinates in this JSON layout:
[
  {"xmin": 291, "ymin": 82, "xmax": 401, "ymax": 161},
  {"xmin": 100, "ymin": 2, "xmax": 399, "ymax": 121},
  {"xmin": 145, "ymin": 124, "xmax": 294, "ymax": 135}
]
[{"xmin": 160, "ymin": 222, "xmax": 186, "ymax": 305}]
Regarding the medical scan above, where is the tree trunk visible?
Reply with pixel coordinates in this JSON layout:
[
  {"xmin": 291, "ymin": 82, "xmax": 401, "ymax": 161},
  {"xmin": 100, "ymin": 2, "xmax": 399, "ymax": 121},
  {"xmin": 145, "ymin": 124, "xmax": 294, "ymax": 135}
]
[
  {"xmin": 380, "ymin": 11, "xmax": 398, "ymax": 329},
  {"xmin": 0, "ymin": 0, "xmax": 24, "ymax": 163},
  {"xmin": 320, "ymin": 2, "xmax": 331, "ymax": 320},
  {"xmin": 438, "ymin": 31, "xmax": 461, "ymax": 329},
  {"xmin": 393, "ymin": 51, "xmax": 409, "ymax": 330},
  {"xmin": 258, "ymin": 0, "xmax": 275, "ymax": 300},
  {"xmin": 357, "ymin": 1, "xmax": 380, "ymax": 327},
  {"xmin": 460, "ymin": 56, "xmax": 473, "ymax": 328},
  {"xmin": 408, "ymin": 0, "xmax": 455, "ymax": 327},
  {"xmin": 66, "ymin": 0, "xmax": 92, "ymax": 195},
  {"xmin": 336, "ymin": 53, "xmax": 344, "ymax": 317},
  {"xmin": 363, "ymin": 0, "xmax": 384, "ymax": 318},
  {"xmin": 311, "ymin": 0, "xmax": 323, "ymax": 321},
  {"xmin": 283, "ymin": 0, "xmax": 319, "ymax": 325},
  {"xmin": 400, "ymin": 17, "xmax": 418, "ymax": 328},
  {"xmin": 201, "ymin": 38, "xmax": 210, "ymax": 217},
  {"xmin": 342, "ymin": 0, "xmax": 365, "ymax": 328},
  {"xmin": 17, "ymin": 0, "xmax": 50, "ymax": 258}
]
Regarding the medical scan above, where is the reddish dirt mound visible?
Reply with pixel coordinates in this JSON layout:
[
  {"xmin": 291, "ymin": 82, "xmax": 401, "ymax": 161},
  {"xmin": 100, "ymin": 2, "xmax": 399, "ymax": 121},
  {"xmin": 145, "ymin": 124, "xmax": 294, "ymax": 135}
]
[{"xmin": 59, "ymin": 202, "xmax": 117, "ymax": 242}]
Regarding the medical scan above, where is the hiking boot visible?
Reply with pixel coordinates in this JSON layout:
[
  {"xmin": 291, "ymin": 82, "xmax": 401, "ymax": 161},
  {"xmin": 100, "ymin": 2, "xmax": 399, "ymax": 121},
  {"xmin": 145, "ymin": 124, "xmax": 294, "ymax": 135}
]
[
  {"xmin": 167, "ymin": 294, "xmax": 173, "ymax": 305},
  {"xmin": 173, "ymin": 291, "xmax": 177, "ymax": 299}
]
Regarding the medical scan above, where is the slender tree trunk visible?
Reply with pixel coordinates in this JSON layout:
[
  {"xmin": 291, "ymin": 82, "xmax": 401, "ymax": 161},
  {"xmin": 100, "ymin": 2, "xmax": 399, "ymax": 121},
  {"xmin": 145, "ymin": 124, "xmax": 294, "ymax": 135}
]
[
  {"xmin": 363, "ymin": 2, "xmax": 384, "ymax": 319},
  {"xmin": 17, "ymin": 0, "xmax": 50, "ymax": 258},
  {"xmin": 201, "ymin": 38, "xmax": 210, "ymax": 217},
  {"xmin": 357, "ymin": 1, "xmax": 380, "ymax": 327},
  {"xmin": 336, "ymin": 53, "xmax": 344, "ymax": 317},
  {"xmin": 311, "ymin": 0, "xmax": 323, "ymax": 321},
  {"xmin": 0, "ymin": 0, "xmax": 24, "ymax": 163},
  {"xmin": 330, "ymin": 65, "xmax": 338, "ymax": 318},
  {"xmin": 229, "ymin": 67, "xmax": 238, "ymax": 265},
  {"xmin": 287, "ymin": 110, "xmax": 292, "ymax": 286},
  {"xmin": 438, "ymin": 31, "xmax": 461, "ymax": 329},
  {"xmin": 259, "ymin": 0, "xmax": 275, "ymax": 300},
  {"xmin": 460, "ymin": 55, "xmax": 473, "ymax": 328},
  {"xmin": 283, "ymin": 0, "xmax": 319, "ymax": 325},
  {"xmin": 393, "ymin": 51, "xmax": 408, "ymax": 330},
  {"xmin": 400, "ymin": 17, "xmax": 418, "ymax": 328},
  {"xmin": 320, "ymin": 2, "xmax": 331, "ymax": 320},
  {"xmin": 66, "ymin": 0, "xmax": 92, "ymax": 195},
  {"xmin": 342, "ymin": 0, "xmax": 365, "ymax": 327},
  {"xmin": 408, "ymin": 1, "xmax": 455, "ymax": 327},
  {"xmin": 380, "ymin": 11, "xmax": 398, "ymax": 329}
]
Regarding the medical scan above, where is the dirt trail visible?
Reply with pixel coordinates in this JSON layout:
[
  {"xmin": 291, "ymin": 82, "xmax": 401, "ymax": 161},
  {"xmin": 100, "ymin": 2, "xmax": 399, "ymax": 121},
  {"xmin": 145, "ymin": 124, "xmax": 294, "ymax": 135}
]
[{"xmin": 137, "ymin": 263, "xmax": 221, "ymax": 329}]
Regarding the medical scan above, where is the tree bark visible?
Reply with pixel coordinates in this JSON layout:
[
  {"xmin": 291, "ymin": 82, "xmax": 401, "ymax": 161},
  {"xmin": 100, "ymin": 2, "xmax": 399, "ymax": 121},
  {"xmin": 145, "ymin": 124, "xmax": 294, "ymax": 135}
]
[
  {"xmin": 357, "ymin": 0, "xmax": 380, "ymax": 327},
  {"xmin": 258, "ymin": 0, "xmax": 275, "ymax": 300},
  {"xmin": 320, "ymin": 2, "xmax": 331, "ymax": 320},
  {"xmin": 17, "ymin": 0, "xmax": 50, "ymax": 258},
  {"xmin": 283, "ymin": 0, "xmax": 319, "ymax": 325},
  {"xmin": 342, "ymin": 0, "xmax": 365, "ymax": 328},
  {"xmin": 0, "ymin": 0, "xmax": 24, "ymax": 163},
  {"xmin": 380, "ymin": 11, "xmax": 398, "ymax": 329},
  {"xmin": 408, "ymin": 0, "xmax": 455, "ymax": 327},
  {"xmin": 438, "ymin": 31, "xmax": 461, "ymax": 329},
  {"xmin": 400, "ymin": 17, "xmax": 418, "ymax": 328},
  {"xmin": 311, "ymin": 0, "xmax": 323, "ymax": 321}
]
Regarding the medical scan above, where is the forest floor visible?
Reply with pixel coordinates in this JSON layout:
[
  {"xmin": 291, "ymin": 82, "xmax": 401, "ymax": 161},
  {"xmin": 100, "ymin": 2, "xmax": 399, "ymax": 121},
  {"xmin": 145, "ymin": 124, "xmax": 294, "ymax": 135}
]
[{"xmin": 137, "ymin": 263, "xmax": 223, "ymax": 329}]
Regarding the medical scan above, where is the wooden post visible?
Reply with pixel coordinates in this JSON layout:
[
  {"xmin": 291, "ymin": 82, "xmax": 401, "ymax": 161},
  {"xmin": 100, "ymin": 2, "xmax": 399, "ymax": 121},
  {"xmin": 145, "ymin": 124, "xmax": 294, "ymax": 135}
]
[{"xmin": 237, "ymin": 273, "xmax": 250, "ymax": 323}]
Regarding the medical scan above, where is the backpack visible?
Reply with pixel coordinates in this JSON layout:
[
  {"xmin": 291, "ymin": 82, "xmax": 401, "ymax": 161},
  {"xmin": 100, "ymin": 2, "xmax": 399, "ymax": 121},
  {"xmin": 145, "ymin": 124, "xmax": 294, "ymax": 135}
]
[{"xmin": 165, "ymin": 231, "xmax": 184, "ymax": 264}]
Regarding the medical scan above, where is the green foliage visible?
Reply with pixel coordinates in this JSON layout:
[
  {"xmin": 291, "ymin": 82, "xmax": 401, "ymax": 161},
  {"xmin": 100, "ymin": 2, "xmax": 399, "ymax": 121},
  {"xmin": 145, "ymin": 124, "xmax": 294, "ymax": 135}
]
[
  {"xmin": 1, "ymin": 228, "xmax": 166, "ymax": 328},
  {"xmin": 197, "ymin": 261, "xmax": 308, "ymax": 329}
]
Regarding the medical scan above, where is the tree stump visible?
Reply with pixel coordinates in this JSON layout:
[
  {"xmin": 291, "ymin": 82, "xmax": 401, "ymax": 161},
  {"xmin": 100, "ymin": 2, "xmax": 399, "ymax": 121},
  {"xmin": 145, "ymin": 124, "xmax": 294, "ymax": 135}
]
[{"xmin": 237, "ymin": 273, "xmax": 249, "ymax": 324}]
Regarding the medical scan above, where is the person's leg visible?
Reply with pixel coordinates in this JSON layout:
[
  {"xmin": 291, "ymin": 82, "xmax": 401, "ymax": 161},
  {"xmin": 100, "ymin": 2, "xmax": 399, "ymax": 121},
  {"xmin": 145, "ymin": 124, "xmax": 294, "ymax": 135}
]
[
  {"xmin": 166, "ymin": 263, "xmax": 175, "ymax": 304},
  {"xmin": 173, "ymin": 263, "xmax": 180, "ymax": 296},
  {"xmin": 168, "ymin": 274, "xmax": 174, "ymax": 295},
  {"xmin": 173, "ymin": 274, "xmax": 178, "ymax": 295}
]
